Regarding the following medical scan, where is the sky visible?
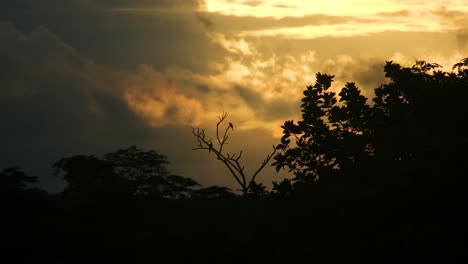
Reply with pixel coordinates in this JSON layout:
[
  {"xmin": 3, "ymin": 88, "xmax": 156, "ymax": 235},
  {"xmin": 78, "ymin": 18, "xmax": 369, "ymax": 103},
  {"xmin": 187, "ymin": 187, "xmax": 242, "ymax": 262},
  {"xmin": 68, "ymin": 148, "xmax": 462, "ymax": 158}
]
[{"xmin": 1, "ymin": 0, "xmax": 467, "ymax": 193}]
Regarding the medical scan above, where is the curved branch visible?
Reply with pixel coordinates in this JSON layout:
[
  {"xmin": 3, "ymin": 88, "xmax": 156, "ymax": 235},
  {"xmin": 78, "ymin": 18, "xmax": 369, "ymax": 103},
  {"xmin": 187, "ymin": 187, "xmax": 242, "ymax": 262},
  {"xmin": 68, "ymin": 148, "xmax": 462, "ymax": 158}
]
[
  {"xmin": 192, "ymin": 113, "xmax": 274, "ymax": 196},
  {"xmin": 249, "ymin": 145, "xmax": 277, "ymax": 188}
]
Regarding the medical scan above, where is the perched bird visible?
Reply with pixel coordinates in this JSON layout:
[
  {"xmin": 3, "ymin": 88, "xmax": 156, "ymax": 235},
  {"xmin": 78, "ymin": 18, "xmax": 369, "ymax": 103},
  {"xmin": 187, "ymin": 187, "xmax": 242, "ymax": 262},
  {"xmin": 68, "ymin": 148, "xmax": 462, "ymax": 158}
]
[
  {"xmin": 229, "ymin": 122, "xmax": 234, "ymax": 131},
  {"xmin": 208, "ymin": 142, "xmax": 213, "ymax": 153}
]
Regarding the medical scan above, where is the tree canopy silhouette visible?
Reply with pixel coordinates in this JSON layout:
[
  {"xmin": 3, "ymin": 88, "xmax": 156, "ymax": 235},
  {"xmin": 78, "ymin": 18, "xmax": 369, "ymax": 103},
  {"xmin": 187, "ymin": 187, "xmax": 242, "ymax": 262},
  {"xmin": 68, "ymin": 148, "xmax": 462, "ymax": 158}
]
[
  {"xmin": 54, "ymin": 146, "xmax": 200, "ymax": 200},
  {"xmin": 273, "ymin": 58, "xmax": 468, "ymax": 200}
]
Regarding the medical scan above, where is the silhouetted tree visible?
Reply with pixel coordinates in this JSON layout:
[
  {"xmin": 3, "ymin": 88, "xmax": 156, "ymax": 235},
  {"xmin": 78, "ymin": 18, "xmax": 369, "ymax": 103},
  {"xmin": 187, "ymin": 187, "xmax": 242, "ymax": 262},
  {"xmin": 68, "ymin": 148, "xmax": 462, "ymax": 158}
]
[
  {"xmin": 272, "ymin": 73, "xmax": 372, "ymax": 198},
  {"xmin": 162, "ymin": 175, "xmax": 200, "ymax": 199},
  {"xmin": 273, "ymin": 58, "xmax": 468, "ymax": 200},
  {"xmin": 0, "ymin": 166, "xmax": 48, "ymax": 205},
  {"xmin": 54, "ymin": 146, "xmax": 201, "ymax": 200},
  {"xmin": 192, "ymin": 112, "xmax": 276, "ymax": 196},
  {"xmin": 1, "ymin": 167, "xmax": 56, "ymax": 263},
  {"xmin": 1, "ymin": 167, "xmax": 38, "ymax": 193},
  {"xmin": 104, "ymin": 146, "xmax": 201, "ymax": 199},
  {"xmin": 53, "ymin": 155, "xmax": 129, "ymax": 202}
]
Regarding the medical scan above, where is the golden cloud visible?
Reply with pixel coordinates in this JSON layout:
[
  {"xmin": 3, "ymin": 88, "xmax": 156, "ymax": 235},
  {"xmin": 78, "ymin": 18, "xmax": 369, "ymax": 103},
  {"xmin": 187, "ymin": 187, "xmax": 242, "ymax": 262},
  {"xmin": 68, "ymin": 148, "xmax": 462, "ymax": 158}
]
[{"xmin": 123, "ymin": 65, "xmax": 209, "ymax": 127}]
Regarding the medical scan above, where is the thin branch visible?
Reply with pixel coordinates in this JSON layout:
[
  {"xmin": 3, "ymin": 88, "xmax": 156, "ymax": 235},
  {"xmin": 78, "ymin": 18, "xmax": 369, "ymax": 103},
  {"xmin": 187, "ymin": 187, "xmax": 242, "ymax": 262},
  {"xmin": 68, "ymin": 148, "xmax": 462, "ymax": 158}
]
[
  {"xmin": 192, "ymin": 113, "xmax": 276, "ymax": 196},
  {"xmin": 249, "ymin": 145, "xmax": 277, "ymax": 188},
  {"xmin": 192, "ymin": 126, "xmax": 245, "ymax": 188},
  {"xmin": 216, "ymin": 112, "xmax": 229, "ymax": 154}
]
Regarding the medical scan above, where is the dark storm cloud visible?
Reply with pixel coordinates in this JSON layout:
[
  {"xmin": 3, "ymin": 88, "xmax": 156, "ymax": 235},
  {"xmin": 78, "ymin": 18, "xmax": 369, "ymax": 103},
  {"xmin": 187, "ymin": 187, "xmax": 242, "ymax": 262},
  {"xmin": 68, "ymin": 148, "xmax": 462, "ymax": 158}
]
[
  {"xmin": 0, "ymin": 23, "xmax": 132, "ymax": 188},
  {"xmin": 0, "ymin": 0, "xmax": 225, "ymax": 72},
  {"xmin": 0, "ymin": 22, "xmax": 172, "ymax": 191}
]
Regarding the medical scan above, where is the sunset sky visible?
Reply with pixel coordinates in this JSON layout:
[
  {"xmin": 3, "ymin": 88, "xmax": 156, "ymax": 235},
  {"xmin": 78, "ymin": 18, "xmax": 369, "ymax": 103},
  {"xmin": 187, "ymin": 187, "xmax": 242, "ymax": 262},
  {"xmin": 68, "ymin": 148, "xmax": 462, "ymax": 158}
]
[{"xmin": 1, "ymin": 0, "xmax": 467, "ymax": 192}]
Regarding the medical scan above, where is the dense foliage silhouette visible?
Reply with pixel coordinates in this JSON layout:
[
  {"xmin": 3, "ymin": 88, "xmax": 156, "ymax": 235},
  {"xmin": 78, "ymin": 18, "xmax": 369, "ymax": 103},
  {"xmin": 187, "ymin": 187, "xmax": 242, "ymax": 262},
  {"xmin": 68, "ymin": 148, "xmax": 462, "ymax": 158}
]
[
  {"xmin": 3, "ymin": 58, "xmax": 468, "ymax": 262},
  {"xmin": 273, "ymin": 58, "xmax": 468, "ymax": 201}
]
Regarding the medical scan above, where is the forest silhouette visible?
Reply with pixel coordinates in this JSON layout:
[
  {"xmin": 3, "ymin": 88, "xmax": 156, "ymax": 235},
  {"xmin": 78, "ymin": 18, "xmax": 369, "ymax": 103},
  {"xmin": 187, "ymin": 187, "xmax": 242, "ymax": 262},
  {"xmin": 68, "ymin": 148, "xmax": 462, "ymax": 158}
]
[{"xmin": 3, "ymin": 59, "xmax": 468, "ymax": 262}]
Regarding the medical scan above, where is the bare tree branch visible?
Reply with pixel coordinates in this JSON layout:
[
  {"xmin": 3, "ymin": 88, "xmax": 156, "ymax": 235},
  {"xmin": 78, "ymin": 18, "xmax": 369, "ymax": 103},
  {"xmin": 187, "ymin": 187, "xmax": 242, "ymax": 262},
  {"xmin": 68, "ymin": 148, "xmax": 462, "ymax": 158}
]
[
  {"xmin": 192, "ymin": 125, "xmax": 245, "ymax": 188},
  {"xmin": 191, "ymin": 112, "xmax": 277, "ymax": 196},
  {"xmin": 249, "ymin": 145, "xmax": 277, "ymax": 189}
]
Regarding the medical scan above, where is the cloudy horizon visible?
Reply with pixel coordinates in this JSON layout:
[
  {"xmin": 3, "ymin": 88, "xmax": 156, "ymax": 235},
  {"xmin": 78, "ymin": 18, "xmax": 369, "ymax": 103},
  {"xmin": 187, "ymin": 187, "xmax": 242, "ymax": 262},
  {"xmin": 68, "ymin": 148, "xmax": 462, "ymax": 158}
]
[{"xmin": 1, "ymin": 0, "xmax": 467, "ymax": 193}]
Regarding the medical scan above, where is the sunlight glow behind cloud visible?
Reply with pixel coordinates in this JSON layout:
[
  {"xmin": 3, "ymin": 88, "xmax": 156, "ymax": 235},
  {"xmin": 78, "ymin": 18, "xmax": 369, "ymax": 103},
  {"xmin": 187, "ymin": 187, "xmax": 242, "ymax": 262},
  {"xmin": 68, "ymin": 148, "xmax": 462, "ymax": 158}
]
[
  {"xmin": 200, "ymin": 0, "xmax": 468, "ymax": 18},
  {"xmin": 200, "ymin": 0, "xmax": 468, "ymax": 38},
  {"xmin": 238, "ymin": 16, "xmax": 452, "ymax": 39},
  {"xmin": 108, "ymin": 1, "xmax": 468, "ymax": 135}
]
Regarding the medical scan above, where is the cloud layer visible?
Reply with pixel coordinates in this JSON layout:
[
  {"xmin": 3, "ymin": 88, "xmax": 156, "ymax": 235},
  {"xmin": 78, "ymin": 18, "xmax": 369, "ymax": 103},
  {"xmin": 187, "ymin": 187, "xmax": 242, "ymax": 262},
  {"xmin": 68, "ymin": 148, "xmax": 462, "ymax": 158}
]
[
  {"xmin": 0, "ymin": 22, "xmax": 293, "ymax": 191},
  {"xmin": 1, "ymin": 0, "xmax": 466, "ymax": 192}
]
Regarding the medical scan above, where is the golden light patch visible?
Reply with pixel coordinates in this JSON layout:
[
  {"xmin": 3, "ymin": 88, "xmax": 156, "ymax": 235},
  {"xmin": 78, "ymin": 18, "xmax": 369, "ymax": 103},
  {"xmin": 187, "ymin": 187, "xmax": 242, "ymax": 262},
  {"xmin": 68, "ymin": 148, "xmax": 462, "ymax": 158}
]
[
  {"xmin": 121, "ymin": 1, "xmax": 468, "ymax": 137},
  {"xmin": 207, "ymin": 33, "xmax": 254, "ymax": 55},
  {"xmin": 125, "ymin": 87, "xmax": 206, "ymax": 127},
  {"xmin": 200, "ymin": 0, "xmax": 404, "ymax": 18},
  {"xmin": 238, "ymin": 17, "xmax": 452, "ymax": 39},
  {"xmin": 200, "ymin": 0, "xmax": 468, "ymax": 39},
  {"xmin": 122, "ymin": 66, "xmax": 208, "ymax": 127},
  {"xmin": 200, "ymin": 0, "xmax": 468, "ymax": 18}
]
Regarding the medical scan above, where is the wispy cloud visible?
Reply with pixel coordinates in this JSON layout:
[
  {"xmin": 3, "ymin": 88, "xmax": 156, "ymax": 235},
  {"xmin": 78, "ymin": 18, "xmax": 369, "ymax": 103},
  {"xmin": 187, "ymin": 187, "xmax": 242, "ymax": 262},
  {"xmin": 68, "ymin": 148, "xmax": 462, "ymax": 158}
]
[
  {"xmin": 238, "ymin": 16, "xmax": 452, "ymax": 39},
  {"xmin": 200, "ymin": 0, "xmax": 468, "ymax": 18},
  {"xmin": 200, "ymin": 0, "xmax": 468, "ymax": 39}
]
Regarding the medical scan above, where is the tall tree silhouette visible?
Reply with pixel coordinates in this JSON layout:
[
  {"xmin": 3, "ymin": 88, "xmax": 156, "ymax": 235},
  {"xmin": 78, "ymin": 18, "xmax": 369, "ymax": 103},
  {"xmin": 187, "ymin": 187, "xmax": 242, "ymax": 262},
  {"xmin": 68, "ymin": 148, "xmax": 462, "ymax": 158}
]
[
  {"xmin": 272, "ymin": 73, "xmax": 372, "ymax": 198},
  {"xmin": 273, "ymin": 58, "xmax": 468, "ymax": 199},
  {"xmin": 192, "ymin": 112, "xmax": 276, "ymax": 196}
]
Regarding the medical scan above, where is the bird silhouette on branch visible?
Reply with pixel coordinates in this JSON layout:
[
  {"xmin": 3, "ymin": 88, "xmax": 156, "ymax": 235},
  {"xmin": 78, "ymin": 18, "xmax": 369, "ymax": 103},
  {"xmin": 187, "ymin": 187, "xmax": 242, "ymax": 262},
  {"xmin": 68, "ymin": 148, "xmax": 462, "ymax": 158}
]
[{"xmin": 192, "ymin": 112, "xmax": 276, "ymax": 196}]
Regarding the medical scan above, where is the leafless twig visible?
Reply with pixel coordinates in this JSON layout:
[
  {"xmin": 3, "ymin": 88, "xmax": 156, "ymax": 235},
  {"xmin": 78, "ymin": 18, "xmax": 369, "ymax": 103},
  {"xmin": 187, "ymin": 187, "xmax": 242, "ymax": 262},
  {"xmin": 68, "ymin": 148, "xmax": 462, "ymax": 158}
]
[{"xmin": 192, "ymin": 112, "xmax": 276, "ymax": 196}]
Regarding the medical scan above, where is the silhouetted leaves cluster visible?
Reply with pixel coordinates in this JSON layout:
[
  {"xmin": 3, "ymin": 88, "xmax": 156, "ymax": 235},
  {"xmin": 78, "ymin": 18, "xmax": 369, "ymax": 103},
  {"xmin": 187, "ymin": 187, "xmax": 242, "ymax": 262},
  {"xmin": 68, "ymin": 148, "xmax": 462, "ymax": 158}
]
[{"xmin": 273, "ymin": 58, "xmax": 468, "ymax": 200}]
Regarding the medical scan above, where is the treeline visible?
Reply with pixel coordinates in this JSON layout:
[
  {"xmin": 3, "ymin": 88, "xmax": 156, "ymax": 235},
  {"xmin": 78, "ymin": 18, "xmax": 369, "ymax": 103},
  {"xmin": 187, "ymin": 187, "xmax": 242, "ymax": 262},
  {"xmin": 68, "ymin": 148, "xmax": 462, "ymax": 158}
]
[{"xmin": 3, "ymin": 58, "xmax": 468, "ymax": 262}]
